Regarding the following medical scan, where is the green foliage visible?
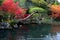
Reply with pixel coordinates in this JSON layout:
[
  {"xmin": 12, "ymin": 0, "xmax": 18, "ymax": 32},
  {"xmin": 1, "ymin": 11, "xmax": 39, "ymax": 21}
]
[
  {"xmin": 0, "ymin": 0, "xmax": 3, "ymax": 5},
  {"xmin": 9, "ymin": 20, "xmax": 17, "ymax": 26},
  {"xmin": 31, "ymin": 0, "xmax": 48, "ymax": 6},
  {"xmin": 31, "ymin": 0, "xmax": 40, "ymax": 4},
  {"xmin": 29, "ymin": 7, "xmax": 47, "ymax": 13},
  {"xmin": 3, "ymin": 13, "xmax": 10, "ymax": 21},
  {"xmin": 41, "ymin": 16, "xmax": 52, "ymax": 24},
  {"xmin": 32, "ymin": 13, "xmax": 40, "ymax": 18},
  {"xmin": 31, "ymin": 0, "xmax": 50, "ymax": 14},
  {"xmin": 18, "ymin": 0, "xmax": 26, "ymax": 8},
  {"xmin": 53, "ymin": 0, "xmax": 60, "ymax": 5}
]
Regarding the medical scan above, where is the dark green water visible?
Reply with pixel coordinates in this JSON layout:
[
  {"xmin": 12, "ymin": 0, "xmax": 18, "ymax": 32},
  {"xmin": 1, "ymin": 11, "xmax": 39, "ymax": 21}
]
[{"xmin": 0, "ymin": 24, "xmax": 60, "ymax": 40}]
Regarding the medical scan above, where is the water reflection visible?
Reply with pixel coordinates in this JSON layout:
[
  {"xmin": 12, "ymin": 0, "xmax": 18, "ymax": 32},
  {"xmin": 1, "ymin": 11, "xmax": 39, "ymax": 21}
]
[
  {"xmin": 53, "ymin": 32, "xmax": 60, "ymax": 40},
  {"xmin": 0, "ymin": 24, "xmax": 60, "ymax": 40}
]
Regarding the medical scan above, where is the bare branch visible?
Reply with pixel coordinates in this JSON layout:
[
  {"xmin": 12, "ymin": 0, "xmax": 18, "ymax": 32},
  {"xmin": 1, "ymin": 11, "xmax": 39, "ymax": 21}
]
[{"xmin": 17, "ymin": 12, "xmax": 35, "ymax": 21}]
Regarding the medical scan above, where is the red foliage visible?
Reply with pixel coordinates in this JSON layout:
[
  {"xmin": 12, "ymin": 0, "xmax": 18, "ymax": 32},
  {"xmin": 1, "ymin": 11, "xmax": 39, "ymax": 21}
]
[
  {"xmin": 2, "ymin": 0, "xmax": 14, "ymax": 11},
  {"xmin": 15, "ymin": 14, "xmax": 29, "ymax": 19},
  {"xmin": 51, "ymin": 5, "xmax": 60, "ymax": 18},
  {"xmin": 24, "ymin": 14, "xmax": 29, "ymax": 18},
  {"xmin": 0, "ymin": 6, "xmax": 2, "ymax": 10},
  {"xmin": 0, "ymin": 0, "xmax": 27, "ymax": 18}
]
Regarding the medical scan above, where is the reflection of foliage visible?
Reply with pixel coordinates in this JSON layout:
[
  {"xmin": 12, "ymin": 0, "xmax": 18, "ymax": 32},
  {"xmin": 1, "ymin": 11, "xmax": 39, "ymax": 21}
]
[{"xmin": 26, "ymin": 24, "xmax": 51, "ymax": 38}]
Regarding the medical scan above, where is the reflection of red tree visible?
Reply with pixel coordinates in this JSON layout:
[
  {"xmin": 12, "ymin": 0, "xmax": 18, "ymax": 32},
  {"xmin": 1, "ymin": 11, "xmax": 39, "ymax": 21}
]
[
  {"xmin": 51, "ymin": 24, "xmax": 60, "ymax": 33},
  {"xmin": 21, "ymin": 26, "xmax": 29, "ymax": 31}
]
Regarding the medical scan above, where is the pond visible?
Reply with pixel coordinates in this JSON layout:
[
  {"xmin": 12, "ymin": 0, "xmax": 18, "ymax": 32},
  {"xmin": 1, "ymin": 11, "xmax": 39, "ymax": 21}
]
[{"xmin": 0, "ymin": 24, "xmax": 60, "ymax": 40}]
